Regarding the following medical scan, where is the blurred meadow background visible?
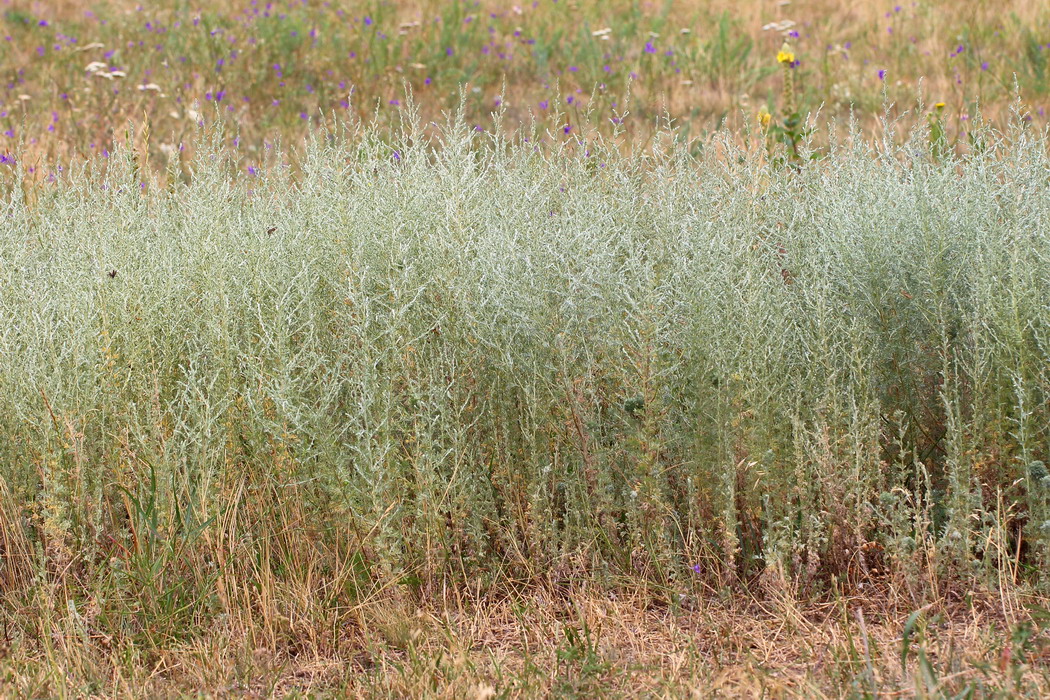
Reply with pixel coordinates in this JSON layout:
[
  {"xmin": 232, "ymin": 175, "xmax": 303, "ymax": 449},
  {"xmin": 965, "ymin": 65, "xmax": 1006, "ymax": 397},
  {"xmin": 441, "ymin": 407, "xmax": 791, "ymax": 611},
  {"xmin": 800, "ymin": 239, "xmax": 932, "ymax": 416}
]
[
  {"xmin": 1, "ymin": 0, "xmax": 1050, "ymax": 168},
  {"xmin": 2, "ymin": 1, "xmax": 1050, "ymax": 698}
]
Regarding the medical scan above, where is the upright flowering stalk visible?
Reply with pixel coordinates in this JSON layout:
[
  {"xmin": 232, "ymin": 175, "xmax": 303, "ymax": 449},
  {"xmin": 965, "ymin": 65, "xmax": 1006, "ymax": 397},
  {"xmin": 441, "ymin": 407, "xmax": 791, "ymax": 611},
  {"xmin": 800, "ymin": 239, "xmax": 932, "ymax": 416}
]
[
  {"xmin": 777, "ymin": 43, "xmax": 796, "ymax": 116},
  {"xmin": 763, "ymin": 42, "xmax": 806, "ymax": 166},
  {"xmin": 929, "ymin": 101, "xmax": 948, "ymax": 162}
]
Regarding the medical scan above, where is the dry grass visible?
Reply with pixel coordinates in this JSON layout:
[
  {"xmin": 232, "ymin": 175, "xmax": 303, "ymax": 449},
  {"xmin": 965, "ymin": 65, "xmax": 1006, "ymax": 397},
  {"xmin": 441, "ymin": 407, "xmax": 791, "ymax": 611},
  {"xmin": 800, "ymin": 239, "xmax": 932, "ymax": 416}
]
[
  {"xmin": 3, "ymin": 579, "xmax": 1047, "ymax": 697},
  {"xmin": 2, "ymin": 0, "xmax": 1049, "ymax": 170}
]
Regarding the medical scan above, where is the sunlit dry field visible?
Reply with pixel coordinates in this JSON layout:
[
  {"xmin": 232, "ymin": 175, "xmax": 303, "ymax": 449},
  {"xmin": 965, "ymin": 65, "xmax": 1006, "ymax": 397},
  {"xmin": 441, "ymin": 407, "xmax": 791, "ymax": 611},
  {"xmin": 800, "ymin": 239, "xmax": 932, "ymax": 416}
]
[
  {"xmin": 1, "ymin": 1, "xmax": 1050, "ymax": 698},
  {"xmin": 1, "ymin": 0, "xmax": 1049, "ymax": 164}
]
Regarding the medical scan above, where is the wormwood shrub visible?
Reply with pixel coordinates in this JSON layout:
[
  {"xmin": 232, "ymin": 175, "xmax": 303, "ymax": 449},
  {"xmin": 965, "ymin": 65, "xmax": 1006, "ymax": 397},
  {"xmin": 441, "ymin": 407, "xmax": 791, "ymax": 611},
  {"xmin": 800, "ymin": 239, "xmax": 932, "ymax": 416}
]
[{"xmin": 0, "ymin": 112, "xmax": 1048, "ymax": 674}]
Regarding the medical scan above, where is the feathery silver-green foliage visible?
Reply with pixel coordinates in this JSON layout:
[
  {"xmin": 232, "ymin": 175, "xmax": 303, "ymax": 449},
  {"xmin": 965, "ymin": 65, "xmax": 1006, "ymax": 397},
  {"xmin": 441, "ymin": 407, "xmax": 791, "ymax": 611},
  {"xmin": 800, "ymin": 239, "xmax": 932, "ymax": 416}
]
[{"xmin": 2, "ymin": 113, "xmax": 1049, "ymax": 604}]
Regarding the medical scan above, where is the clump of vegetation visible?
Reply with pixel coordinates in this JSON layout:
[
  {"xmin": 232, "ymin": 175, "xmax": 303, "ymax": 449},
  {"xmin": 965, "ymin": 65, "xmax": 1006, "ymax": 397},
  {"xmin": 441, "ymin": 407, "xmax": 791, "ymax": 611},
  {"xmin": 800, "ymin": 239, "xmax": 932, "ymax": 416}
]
[{"xmin": 0, "ymin": 105, "xmax": 1047, "ymax": 694}]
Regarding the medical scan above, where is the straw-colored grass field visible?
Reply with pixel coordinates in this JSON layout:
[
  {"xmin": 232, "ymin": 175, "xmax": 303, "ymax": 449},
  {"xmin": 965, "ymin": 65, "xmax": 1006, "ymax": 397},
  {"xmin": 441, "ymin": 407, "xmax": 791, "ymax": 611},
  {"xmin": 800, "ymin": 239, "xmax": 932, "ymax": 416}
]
[{"xmin": 2, "ymin": 0, "xmax": 1049, "ymax": 165}]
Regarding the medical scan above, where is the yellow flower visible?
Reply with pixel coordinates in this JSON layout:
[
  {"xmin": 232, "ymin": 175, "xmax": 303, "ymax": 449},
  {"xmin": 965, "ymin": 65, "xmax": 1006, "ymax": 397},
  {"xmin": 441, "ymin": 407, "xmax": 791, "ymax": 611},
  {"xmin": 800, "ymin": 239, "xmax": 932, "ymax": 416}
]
[
  {"xmin": 934, "ymin": 101, "xmax": 946, "ymax": 110},
  {"xmin": 757, "ymin": 107, "xmax": 772, "ymax": 128},
  {"xmin": 777, "ymin": 44, "xmax": 795, "ymax": 65}
]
